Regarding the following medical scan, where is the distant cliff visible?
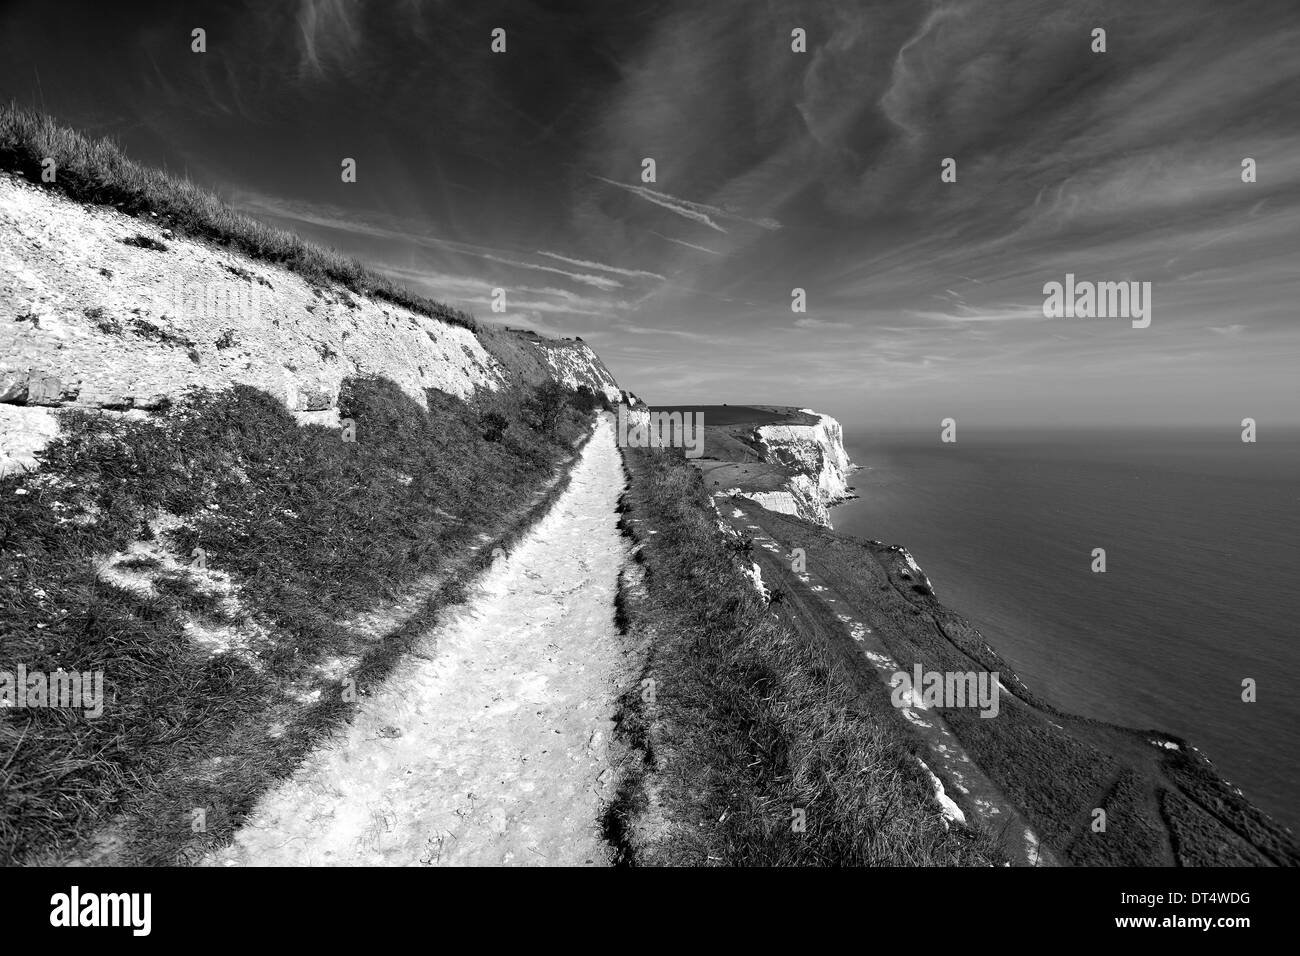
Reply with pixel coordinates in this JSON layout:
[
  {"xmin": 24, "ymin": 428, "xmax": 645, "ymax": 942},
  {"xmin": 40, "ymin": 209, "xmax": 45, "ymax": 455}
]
[
  {"xmin": 747, "ymin": 410, "xmax": 855, "ymax": 522},
  {"xmin": 733, "ymin": 472, "xmax": 834, "ymax": 526},
  {"xmin": 665, "ymin": 405, "xmax": 855, "ymax": 528},
  {"xmin": 726, "ymin": 410, "xmax": 854, "ymax": 526}
]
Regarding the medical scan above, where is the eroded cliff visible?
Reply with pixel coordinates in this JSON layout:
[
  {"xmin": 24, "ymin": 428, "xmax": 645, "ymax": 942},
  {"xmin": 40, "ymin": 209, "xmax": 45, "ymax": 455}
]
[
  {"xmin": 713, "ymin": 407, "xmax": 855, "ymax": 527},
  {"xmin": 0, "ymin": 172, "xmax": 620, "ymax": 473},
  {"xmin": 749, "ymin": 409, "xmax": 855, "ymax": 520}
]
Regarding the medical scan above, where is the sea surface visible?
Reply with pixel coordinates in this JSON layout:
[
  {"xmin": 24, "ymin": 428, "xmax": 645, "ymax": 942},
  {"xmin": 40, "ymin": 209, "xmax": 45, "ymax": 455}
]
[{"xmin": 833, "ymin": 427, "xmax": 1300, "ymax": 834}]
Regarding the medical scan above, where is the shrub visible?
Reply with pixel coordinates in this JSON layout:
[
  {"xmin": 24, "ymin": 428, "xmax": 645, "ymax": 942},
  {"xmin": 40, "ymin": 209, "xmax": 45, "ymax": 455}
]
[
  {"xmin": 479, "ymin": 411, "xmax": 508, "ymax": 443},
  {"xmin": 571, "ymin": 384, "xmax": 603, "ymax": 415},
  {"xmin": 523, "ymin": 380, "xmax": 566, "ymax": 437}
]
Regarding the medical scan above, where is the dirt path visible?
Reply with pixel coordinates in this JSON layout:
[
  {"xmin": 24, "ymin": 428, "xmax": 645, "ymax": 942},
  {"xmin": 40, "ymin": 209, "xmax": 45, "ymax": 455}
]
[{"xmin": 206, "ymin": 414, "xmax": 630, "ymax": 866}]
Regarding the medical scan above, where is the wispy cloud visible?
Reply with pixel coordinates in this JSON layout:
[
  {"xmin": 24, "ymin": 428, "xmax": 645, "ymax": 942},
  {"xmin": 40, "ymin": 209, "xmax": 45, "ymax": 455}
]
[
  {"xmin": 25, "ymin": 0, "xmax": 1298, "ymax": 426},
  {"xmin": 615, "ymin": 323, "xmax": 724, "ymax": 344},
  {"xmin": 650, "ymin": 231, "xmax": 721, "ymax": 256},
  {"xmin": 379, "ymin": 268, "xmax": 620, "ymax": 317},
  {"xmin": 594, "ymin": 176, "xmax": 727, "ymax": 232},
  {"xmin": 536, "ymin": 251, "xmax": 664, "ymax": 281},
  {"xmin": 593, "ymin": 176, "xmax": 781, "ymax": 234},
  {"xmin": 294, "ymin": 0, "xmax": 364, "ymax": 79},
  {"xmin": 481, "ymin": 254, "xmax": 623, "ymax": 291},
  {"xmin": 907, "ymin": 305, "xmax": 1045, "ymax": 324}
]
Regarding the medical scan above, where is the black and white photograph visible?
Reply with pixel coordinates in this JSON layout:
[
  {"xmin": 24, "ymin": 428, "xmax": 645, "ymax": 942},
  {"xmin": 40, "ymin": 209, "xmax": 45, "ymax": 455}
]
[{"xmin": 0, "ymin": 0, "xmax": 1296, "ymax": 937}]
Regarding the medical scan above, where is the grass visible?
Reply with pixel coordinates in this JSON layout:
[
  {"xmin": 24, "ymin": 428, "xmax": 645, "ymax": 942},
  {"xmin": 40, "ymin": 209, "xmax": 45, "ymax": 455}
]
[
  {"xmin": 0, "ymin": 376, "xmax": 598, "ymax": 864},
  {"xmin": 0, "ymin": 102, "xmax": 477, "ymax": 332},
  {"xmin": 729, "ymin": 500, "xmax": 1300, "ymax": 867},
  {"xmin": 603, "ymin": 446, "xmax": 1001, "ymax": 866}
]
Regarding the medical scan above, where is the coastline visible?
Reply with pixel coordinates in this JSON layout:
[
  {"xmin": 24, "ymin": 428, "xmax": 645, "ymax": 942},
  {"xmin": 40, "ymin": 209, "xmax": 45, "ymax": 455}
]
[
  {"xmin": 722, "ymin": 493, "xmax": 1298, "ymax": 865},
  {"xmin": 833, "ymin": 427, "xmax": 1300, "ymax": 837},
  {"xmin": 705, "ymin": 409, "xmax": 1298, "ymax": 863}
]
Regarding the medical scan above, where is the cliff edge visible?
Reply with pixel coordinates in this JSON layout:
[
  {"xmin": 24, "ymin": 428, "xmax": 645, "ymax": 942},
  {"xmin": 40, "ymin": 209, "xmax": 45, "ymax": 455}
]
[
  {"xmin": 666, "ymin": 404, "xmax": 855, "ymax": 526},
  {"xmin": 749, "ymin": 408, "xmax": 855, "ymax": 522}
]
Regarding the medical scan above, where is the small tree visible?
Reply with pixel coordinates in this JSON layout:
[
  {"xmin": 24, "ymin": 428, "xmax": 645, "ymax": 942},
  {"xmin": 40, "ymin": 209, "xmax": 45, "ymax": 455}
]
[{"xmin": 525, "ymin": 380, "xmax": 566, "ymax": 436}]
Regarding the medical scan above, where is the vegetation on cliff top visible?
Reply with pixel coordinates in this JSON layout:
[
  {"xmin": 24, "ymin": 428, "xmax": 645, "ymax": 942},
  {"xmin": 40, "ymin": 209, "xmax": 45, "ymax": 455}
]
[
  {"xmin": 0, "ymin": 102, "xmax": 477, "ymax": 331},
  {"xmin": 605, "ymin": 445, "xmax": 1000, "ymax": 865}
]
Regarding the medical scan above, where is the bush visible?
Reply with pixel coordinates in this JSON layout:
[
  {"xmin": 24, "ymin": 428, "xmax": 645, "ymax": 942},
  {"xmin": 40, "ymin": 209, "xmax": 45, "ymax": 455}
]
[
  {"xmin": 479, "ymin": 411, "xmax": 509, "ymax": 443},
  {"xmin": 572, "ymin": 384, "xmax": 603, "ymax": 415},
  {"xmin": 523, "ymin": 381, "xmax": 566, "ymax": 436}
]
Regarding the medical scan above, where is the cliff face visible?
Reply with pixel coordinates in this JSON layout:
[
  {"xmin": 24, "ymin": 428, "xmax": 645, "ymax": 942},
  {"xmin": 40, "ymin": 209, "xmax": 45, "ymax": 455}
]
[
  {"xmin": 528, "ymin": 338, "xmax": 622, "ymax": 404},
  {"xmin": 753, "ymin": 411, "xmax": 853, "ymax": 502},
  {"xmin": 0, "ymin": 173, "xmax": 621, "ymax": 473},
  {"xmin": 732, "ymin": 475, "xmax": 831, "ymax": 526},
  {"xmin": 731, "ymin": 410, "xmax": 854, "ymax": 527}
]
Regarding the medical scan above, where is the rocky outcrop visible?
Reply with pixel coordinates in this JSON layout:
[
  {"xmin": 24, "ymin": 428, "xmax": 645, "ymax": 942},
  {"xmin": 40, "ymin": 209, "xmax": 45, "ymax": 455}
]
[
  {"xmin": 529, "ymin": 339, "xmax": 622, "ymax": 404},
  {"xmin": 728, "ymin": 474, "xmax": 831, "ymax": 527},
  {"xmin": 729, "ymin": 410, "xmax": 854, "ymax": 527},
  {"xmin": 753, "ymin": 411, "xmax": 853, "ymax": 504},
  {"xmin": 1, "ymin": 174, "xmax": 516, "ymax": 473}
]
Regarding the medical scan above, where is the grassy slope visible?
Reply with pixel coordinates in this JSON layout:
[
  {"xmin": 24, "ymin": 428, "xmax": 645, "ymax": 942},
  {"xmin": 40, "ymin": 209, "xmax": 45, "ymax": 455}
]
[
  {"xmin": 0, "ymin": 378, "xmax": 599, "ymax": 864},
  {"xmin": 0, "ymin": 103, "xmax": 476, "ymax": 332},
  {"xmin": 604, "ymin": 446, "xmax": 1000, "ymax": 866},
  {"xmin": 732, "ymin": 497, "xmax": 1300, "ymax": 867}
]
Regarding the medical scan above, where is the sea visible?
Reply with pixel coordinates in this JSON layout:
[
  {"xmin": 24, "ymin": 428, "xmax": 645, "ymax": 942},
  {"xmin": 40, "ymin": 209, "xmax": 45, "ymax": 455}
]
[{"xmin": 833, "ymin": 426, "xmax": 1300, "ymax": 834}]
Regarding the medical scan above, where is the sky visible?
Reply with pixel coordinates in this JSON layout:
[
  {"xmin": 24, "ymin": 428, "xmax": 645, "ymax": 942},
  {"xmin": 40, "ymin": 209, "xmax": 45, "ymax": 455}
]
[{"xmin": 3, "ymin": 0, "xmax": 1299, "ymax": 430}]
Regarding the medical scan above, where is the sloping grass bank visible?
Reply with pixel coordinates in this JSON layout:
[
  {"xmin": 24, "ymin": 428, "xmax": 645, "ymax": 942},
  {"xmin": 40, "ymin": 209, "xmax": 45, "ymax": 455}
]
[
  {"xmin": 604, "ymin": 446, "xmax": 1000, "ymax": 865},
  {"xmin": 733, "ymin": 500, "xmax": 1300, "ymax": 868},
  {"xmin": 0, "ymin": 102, "xmax": 474, "ymax": 330},
  {"xmin": 0, "ymin": 377, "xmax": 599, "ymax": 864}
]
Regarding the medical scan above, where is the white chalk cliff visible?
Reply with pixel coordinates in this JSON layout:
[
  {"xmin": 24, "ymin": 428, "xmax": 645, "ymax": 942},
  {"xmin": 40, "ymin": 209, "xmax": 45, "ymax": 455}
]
[
  {"xmin": 732, "ymin": 410, "xmax": 856, "ymax": 527},
  {"xmin": 531, "ymin": 339, "xmax": 622, "ymax": 404},
  {"xmin": 0, "ymin": 173, "xmax": 619, "ymax": 474},
  {"xmin": 755, "ymin": 411, "xmax": 853, "ymax": 501},
  {"xmin": 731, "ymin": 474, "xmax": 829, "ymax": 526}
]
